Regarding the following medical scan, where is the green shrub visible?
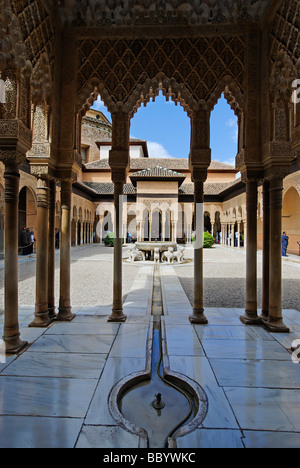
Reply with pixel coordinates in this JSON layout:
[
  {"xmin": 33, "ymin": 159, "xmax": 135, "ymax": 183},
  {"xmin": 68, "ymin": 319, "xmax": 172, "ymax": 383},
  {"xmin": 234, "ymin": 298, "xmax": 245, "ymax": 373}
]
[
  {"xmin": 203, "ymin": 231, "xmax": 215, "ymax": 248},
  {"xmin": 104, "ymin": 232, "xmax": 124, "ymax": 247},
  {"xmin": 192, "ymin": 232, "xmax": 215, "ymax": 248}
]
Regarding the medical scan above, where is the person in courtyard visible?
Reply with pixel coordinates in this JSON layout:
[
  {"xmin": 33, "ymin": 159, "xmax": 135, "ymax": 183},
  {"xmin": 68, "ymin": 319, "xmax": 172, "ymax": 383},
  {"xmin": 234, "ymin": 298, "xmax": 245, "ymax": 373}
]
[
  {"xmin": 30, "ymin": 230, "xmax": 35, "ymax": 254},
  {"xmin": 282, "ymin": 231, "xmax": 289, "ymax": 257},
  {"xmin": 235, "ymin": 231, "xmax": 239, "ymax": 247},
  {"xmin": 55, "ymin": 228, "xmax": 60, "ymax": 249}
]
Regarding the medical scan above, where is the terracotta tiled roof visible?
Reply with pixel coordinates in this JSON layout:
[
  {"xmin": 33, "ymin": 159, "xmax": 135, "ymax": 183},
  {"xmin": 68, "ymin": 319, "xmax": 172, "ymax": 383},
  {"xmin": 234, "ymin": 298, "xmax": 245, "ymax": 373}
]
[
  {"xmin": 179, "ymin": 182, "xmax": 240, "ymax": 195},
  {"xmin": 84, "ymin": 158, "xmax": 236, "ymax": 171},
  {"xmin": 81, "ymin": 179, "xmax": 242, "ymax": 197},
  {"xmin": 83, "ymin": 182, "xmax": 136, "ymax": 195},
  {"xmin": 130, "ymin": 166, "xmax": 186, "ymax": 179}
]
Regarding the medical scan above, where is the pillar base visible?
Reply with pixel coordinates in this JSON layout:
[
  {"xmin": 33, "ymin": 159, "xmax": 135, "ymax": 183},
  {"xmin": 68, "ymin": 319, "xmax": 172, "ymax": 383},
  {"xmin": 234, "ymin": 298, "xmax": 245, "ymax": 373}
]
[
  {"xmin": 48, "ymin": 306, "xmax": 57, "ymax": 321},
  {"xmin": 264, "ymin": 316, "xmax": 290, "ymax": 333},
  {"xmin": 108, "ymin": 309, "xmax": 127, "ymax": 323},
  {"xmin": 56, "ymin": 307, "xmax": 76, "ymax": 322},
  {"xmin": 29, "ymin": 311, "xmax": 52, "ymax": 328},
  {"xmin": 259, "ymin": 310, "xmax": 269, "ymax": 323},
  {"xmin": 240, "ymin": 311, "xmax": 261, "ymax": 326},
  {"xmin": 189, "ymin": 309, "xmax": 208, "ymax": 325},
  {"xmin": 3, "ymin": 335, "xmax": 29, "ymax": 355}
]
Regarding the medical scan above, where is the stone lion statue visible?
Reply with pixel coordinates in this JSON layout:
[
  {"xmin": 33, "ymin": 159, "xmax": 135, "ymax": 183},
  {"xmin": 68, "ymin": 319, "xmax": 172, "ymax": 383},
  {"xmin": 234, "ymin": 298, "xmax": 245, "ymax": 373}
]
[
  {"xmin": 174, "ymin": 245, "xmax": 185, "ymax": 263},
  {"xmin": 129, "ymin": 244, "xmax": 145, "ymax": 263},
  {"xmin": 154, "ymin": 247, "xmax": 160, "ymax": 264},
  {"xmin": 162, "ymin": 247, "xmax": 175, "ymax": 264}
]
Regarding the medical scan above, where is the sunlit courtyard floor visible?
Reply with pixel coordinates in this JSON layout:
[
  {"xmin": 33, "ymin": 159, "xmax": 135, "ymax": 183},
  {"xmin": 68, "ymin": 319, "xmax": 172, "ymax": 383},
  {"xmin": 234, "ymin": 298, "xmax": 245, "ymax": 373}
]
[{"xmin": 0, "ymin": 245, "xmax": 300, "ymax": 448}]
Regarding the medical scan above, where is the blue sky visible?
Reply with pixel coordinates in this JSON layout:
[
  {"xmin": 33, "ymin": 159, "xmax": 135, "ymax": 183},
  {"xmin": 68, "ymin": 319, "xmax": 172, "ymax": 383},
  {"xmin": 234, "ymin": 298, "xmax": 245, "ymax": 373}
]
[{"xmin": 92, "ymin": 93, "xmax": 238, "ymax": 166}]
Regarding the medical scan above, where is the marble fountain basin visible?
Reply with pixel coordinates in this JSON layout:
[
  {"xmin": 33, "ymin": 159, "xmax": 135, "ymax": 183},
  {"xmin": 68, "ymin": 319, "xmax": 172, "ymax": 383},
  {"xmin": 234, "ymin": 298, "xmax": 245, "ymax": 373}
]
[{"xmin": 135, "ymin": 241, "xmax": 177, "ymax": 253}]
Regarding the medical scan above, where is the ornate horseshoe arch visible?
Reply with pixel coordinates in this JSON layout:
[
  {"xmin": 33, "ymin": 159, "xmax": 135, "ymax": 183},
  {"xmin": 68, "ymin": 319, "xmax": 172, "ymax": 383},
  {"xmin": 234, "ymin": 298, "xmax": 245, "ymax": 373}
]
[{"xmin": 207, "ymin": 75, "xmax": 245, "ymax": 117}]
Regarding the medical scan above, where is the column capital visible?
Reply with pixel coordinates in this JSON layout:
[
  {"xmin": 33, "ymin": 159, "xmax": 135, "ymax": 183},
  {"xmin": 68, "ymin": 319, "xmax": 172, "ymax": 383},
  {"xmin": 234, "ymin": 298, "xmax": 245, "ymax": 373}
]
[
  {"xmin": 264, "ymin": 165, "xmax": 290, "ymax": 181},
  {"xmin": 36, "ymin": 177, "xmax": 50, "ymax": 209},
  {"xmin": 191, "ymin": 167, "xmax": 208, "ymax": 184},
  {"xmin": 241, "ymin": 168, "xmax": 264, "ymax": 183}
]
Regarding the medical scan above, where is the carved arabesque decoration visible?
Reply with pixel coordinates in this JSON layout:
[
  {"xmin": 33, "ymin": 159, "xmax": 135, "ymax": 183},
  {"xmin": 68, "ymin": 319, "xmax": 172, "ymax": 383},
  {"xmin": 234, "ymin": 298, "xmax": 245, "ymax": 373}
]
[
  {"xmin": 0, "ymin": 0, "xmax": 32, "ymax": 166},
  {"xmin": 270, "ymin": 49, "xmax": 297, "ymax": 103},
  {"xmin": 29, "ymin": 53, "xmax": 53, "ymax": 161},
  {"xmin": 0, "ymin": 0, "xmax": 32, "ymax": 74},
  {"xmin": 128, "ymin": 74, "xmax": 197, "ymax": 118},
  {"xmin": 77, "ymin": 35, "xmax": 246, "ymax": 116},
  {"xmin": 45, "ymin": 0, "xmax": 271, "ymax": 27},
  {"xmin": 207, "ymin": 76, "xmax": 245, "ymax": 115},
  {"xmin": 270, "ymin": 0, "xmax": 300, "ymax": 67},
  {"xmin": 11, "ymin": 0, "xmax": 54, "ymax": 69},
  {"xmin": 32, "ymin": 53, "xmax": 53, "ymax": 107}
]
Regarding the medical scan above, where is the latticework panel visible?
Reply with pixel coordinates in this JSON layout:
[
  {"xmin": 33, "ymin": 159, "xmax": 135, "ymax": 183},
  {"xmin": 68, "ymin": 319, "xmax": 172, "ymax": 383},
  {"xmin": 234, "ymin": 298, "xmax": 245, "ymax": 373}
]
[{"xmin": 78, "ymin": 36, "xmax": 246, "ymax": 111}]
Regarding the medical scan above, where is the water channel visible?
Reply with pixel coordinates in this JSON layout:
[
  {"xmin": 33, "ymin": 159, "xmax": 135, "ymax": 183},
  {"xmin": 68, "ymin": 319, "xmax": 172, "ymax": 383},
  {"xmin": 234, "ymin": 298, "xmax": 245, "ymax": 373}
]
[{"xmin": 118, "ymin": 265, "xmax": 200, "ymax": 448}]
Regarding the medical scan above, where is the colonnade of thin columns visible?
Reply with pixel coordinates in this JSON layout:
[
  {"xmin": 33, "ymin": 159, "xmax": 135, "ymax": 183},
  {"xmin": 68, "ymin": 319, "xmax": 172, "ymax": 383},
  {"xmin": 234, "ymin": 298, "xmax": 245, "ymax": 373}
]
[
  {"xmin": 74, "ymin": 221, "xmax": 93, "ymax": 246},
  {"xmin": 240, "ymin": 176, "xmax": 289, "ymax": 333},
  {"xmin": 220, "ymin": 221, "xmax": 245, "ymax": 247}
]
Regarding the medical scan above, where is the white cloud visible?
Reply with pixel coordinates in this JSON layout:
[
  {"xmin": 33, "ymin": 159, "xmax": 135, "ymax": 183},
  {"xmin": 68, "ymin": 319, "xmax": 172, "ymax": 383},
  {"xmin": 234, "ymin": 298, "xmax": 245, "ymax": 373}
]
[
  {"xmin": 226, "ymin": 118, "xmax": 238, "ymax": 143},
  {"xmin": 226, "ymin": 118, "xmax": 237, "ymax": 128},
  {"xmin": 147, "ymin": 141, "xmax": 174, "ymax": 159}
]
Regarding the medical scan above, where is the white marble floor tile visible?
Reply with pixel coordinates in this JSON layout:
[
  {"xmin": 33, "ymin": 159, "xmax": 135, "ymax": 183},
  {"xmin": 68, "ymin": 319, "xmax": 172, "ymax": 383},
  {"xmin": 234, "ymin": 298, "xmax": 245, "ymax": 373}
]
[
  {"xmin": 211, "ymin": 358, "xmax": 300, "ymax": 388},
  {"xmin": 243, "ymin": 431, "xmax": 300, "ymax": 449},
  {"xmin": 0, "ymin": 416, "xmax": 83, "ymax": 448},
  {"xmin": 76, "ymin": 425, "xmax": 140, "ymax": 448},
  {"xmin": 27, "ymin": 334, "xmax": 115, "ymax": 354},
  {"xmin": 175, "ymin": 428, "xmax": 244, "ymax": 449},
  {"xmin": 0, "ymin": 376, "xmax": 97, "ymax": 418},
  {"xmin": 165, "ymin": 325, "xmax": 204, "ymax": 356},
  {"xmin": 1, "ymin": 352, "xmax": 107, "ymax": 379},
  {"xmin": 225, "ymin": 387, "xmax": 300, "ymax": 432},
  {"xmin": 109, "ymin": 324, "xmax": 149, "ymax": 358},
  {"xmin": 85, "ymin": 357, "xmax": 146, "ymax": 426},
  {"xmin": 73, "ymin": 315, "xmax": 110, "ymax": 323},
  {"xmin": 0, "ymin": 355, "xmax": 17, "ymax": 373},
  {"xmin": 168, "ymin": 356, "xmax": 239, "ymax": 429},
  {"xmin": 18, "ymin": 327, "xmax": 46, "ymax": 343},
  {"xmin": 271, "ymin": 331, "xmax": 300, "ymax": 349},
  {"xmin": 195, "ymin": 325, "xmax": 274, "ymax": 341},
  {"xmin": 202, "ymin": 339, "xmax": 291, "ymax": 360},
  {"xmin": 45, "ymin": 322, "xmax": 119, "ymax": 335}
]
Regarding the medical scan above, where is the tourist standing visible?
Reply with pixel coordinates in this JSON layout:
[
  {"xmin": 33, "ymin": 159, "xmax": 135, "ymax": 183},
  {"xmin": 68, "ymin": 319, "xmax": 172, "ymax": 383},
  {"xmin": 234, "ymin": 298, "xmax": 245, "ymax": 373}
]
[{"xmin": 282, "ymin": 232, "xmax": 289, "ymax": 257}]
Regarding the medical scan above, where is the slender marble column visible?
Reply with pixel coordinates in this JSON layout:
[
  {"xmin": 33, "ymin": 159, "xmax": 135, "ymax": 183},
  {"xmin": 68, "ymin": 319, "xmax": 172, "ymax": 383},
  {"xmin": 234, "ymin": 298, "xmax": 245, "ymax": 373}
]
[
  {"xmin": 3, "ymin": 166, "xmax": 28, "ymax": 353},
  {"xmin": 260, "ymin": 180, "xmax": 270, "ymax": 322},
  {"xmin": 57, "ymin": 181, "xmax": 75, "ymax": 322},
  {"xmin": 48, "ymin": 180, "xmax": 57, "ymax": 320},
  {"xmin": 108, "ymin": 181, "xmax": 127, "ymax": 322},
  {"xmin": 265, "ymin": 178, "xmax": 289, "ymax": 332},
  {"xmin": 189, "ymin": 179, "xmax": 208, "ymax": 324},
  {"xmin": 240, "ymin": 180, "xmax": 261, "ymax": 325},
  {"xmin": 80, "ymin": 222, "xmax": 83, "ymax": 245},
  {"xmin": 29, "ymin": 178, "xmax": 51, "ymax": 327},
  {"xmin": 237, "ymin": 222, "xmax": 241, "ymax": 248}
]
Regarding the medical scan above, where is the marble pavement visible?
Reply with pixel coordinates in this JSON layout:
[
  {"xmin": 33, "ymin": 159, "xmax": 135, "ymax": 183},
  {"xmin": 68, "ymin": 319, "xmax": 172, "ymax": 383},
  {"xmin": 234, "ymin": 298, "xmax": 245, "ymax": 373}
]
[{"xmin": 0, "ymin": 264, "xmax": 300, "ymax": 448}]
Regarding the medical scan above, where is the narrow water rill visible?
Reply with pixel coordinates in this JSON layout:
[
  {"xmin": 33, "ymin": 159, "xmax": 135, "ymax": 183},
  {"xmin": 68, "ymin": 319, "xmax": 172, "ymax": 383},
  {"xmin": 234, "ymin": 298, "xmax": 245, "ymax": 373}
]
[{"xmin": 109, "ymin": 266, "xmax": 208, "ymax": 448}]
